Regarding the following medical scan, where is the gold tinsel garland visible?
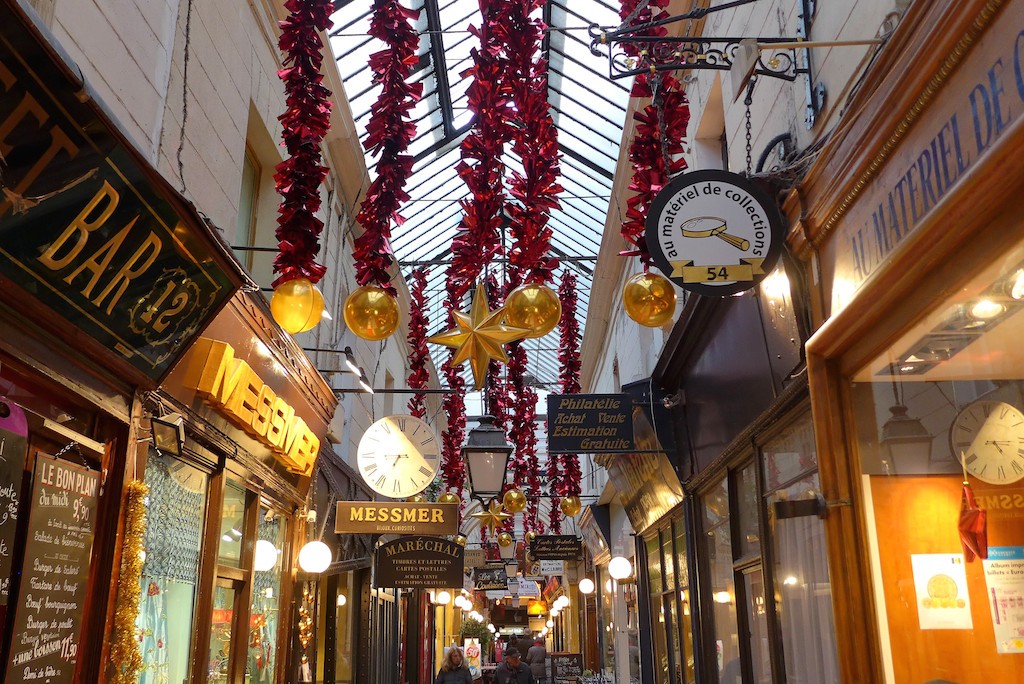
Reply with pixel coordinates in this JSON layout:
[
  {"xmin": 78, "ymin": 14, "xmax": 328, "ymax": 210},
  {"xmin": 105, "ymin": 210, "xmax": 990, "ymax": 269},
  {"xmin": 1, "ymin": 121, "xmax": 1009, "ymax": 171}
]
[{"xmin": 110, "ymin": 480, "xmax": 148, "ymax": 683}]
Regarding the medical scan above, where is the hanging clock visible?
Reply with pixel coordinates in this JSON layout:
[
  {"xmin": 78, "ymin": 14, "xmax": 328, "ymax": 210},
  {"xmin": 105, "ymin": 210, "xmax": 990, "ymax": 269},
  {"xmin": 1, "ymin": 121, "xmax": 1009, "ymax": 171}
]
[
  {"xmin": 357, "ymin": 415, "xmax": 441, "ymax": 498},
  {"xmin": 949, "ymin": 399, "xmax": 1024, "ymax": 484}
]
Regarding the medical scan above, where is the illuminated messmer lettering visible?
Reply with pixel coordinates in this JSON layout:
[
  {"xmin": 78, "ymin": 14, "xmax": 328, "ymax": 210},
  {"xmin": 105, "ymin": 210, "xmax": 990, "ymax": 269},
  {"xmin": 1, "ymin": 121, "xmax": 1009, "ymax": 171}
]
[{"xmin": 187, "ymin": 338, "xmax": 318, "ymax": 474}]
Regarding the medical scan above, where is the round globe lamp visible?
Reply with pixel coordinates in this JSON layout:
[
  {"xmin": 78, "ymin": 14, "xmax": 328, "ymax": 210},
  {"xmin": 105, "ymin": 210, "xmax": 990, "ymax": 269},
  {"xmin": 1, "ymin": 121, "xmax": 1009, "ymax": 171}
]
[
  {"xmin": 578, "ymin": 578, "xmax": 595, "ymax": 595},
  {"xmin": 608, "ymin": 556, "xmax": 633, "ymax": 581},
  {"xmin": 254, "ymin": 540, "xmax": 279, "ymax": 572},
  {"xmin": 297, "ymin": 540, "xmax": 332, "ymax": 574}
]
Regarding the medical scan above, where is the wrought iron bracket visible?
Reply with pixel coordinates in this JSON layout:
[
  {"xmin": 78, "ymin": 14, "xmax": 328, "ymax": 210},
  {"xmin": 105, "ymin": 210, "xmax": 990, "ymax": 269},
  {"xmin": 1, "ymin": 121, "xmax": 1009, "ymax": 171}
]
[{"xmin": 588, "ymin": 32, "xmax": 811, "ymax": 82}]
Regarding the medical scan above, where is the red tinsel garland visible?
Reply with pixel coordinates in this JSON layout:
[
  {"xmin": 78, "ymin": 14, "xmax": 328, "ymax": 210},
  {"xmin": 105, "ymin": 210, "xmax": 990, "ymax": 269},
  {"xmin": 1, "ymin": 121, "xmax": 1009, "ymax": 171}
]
[
  {"xmin": 440, "ymin": 287, "xmax": 468, "ymax": 495},
  {"xmin": 557, "ymin": 270, "xmax": 583, "ymax": 503},
  {"xmin": 353, "ymin": 0, "xmax": 422, "ymax": 293},
  {"xmin": 503, "ymin": 0, "xmax": 562, "ymax": 286},
  {"xmin": 447, "ymin": 0, "xmax": 514, "ymax": 300},
  {"xmin": 273, "ymin": 0, "xmax": 334, "ymax": 287},
  {"xmin": 617, "ymin": 0, "xmax": 690, "ymax": 267},
  {"xmin": 406, "ymin": 268, "xmax": 430, "ymax": 418}
]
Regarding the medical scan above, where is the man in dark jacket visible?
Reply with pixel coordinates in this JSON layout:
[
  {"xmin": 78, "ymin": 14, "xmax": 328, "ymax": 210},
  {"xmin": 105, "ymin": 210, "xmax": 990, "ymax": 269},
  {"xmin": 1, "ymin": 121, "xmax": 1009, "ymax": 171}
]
[{"xmin": 494, "ymin": 648, "xmax": 536, "ymax": 684}]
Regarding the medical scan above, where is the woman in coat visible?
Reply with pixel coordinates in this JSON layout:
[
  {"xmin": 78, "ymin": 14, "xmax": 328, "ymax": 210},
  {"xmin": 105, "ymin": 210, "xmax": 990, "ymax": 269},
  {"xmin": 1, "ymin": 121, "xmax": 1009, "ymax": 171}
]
[{"xmin": 434, "ymin": 646, "xmax": 474, "ymax": 684}]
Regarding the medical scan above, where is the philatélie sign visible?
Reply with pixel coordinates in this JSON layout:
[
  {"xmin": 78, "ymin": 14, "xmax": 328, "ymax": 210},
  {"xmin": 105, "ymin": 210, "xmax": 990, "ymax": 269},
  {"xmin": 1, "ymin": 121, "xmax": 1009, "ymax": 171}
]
[{"xmin": 646, "ymin": 169, "xmax": 784, "ymax": 296}]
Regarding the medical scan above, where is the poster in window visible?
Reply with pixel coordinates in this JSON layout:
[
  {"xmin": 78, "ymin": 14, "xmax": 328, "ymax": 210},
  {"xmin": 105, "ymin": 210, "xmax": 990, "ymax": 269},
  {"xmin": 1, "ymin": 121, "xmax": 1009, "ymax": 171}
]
[
  {"xmin": 910, "ymin": 553, "xmax": 973, "ymax": 630},
  {"xmin": 4, "ymin": 455, "xmax": 100, "ymax": 684},
  {"xmin": 982, "ymin": 546, "xmax": 1024, "ymax": 653}
]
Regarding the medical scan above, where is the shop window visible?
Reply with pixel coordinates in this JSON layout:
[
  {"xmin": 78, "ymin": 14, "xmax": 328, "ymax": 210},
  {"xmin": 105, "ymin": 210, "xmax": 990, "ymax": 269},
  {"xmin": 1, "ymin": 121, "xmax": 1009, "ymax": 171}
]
[
  {"xmin": 763, "ymin": 416, "xmax": 839, "ymax": 683},
  {"xmin": 849, "ymin": 240, "xmax": 1024, "ymax": 682},
  {"xmin": 136, "ymin": 450, "xmax": 209, "ymax": 684},
  {"xmin": 647, "ymin": 536, "xmax": 670, "ymax": 684},
  {"xmin": 647, "ymin": 518, "xmax": 695, "ymax": 684},
  {"xmin": 209, "ymin": 578, "xmax": 242, "ymax": 681},
  {"xmin": 218, "ymin": 481, "xmax": 247, "ymax": 567},
  {"xmin": 334, "ymin": 572, "xmax": 355, "ymax": 683},
  {"xmin": 234, "ymin": 149, "xmax": 259, "ymax": 272},
  {"xmin": 673, "ymin": 518, "xmax": 694, "ymax": 683},
  {"xmin": 701, "ymin": 479, "xmax": 740, "ymax": 683},
  {"xmin": 248, "ymin": 507, "xmax": 286, "ymax": 683}
]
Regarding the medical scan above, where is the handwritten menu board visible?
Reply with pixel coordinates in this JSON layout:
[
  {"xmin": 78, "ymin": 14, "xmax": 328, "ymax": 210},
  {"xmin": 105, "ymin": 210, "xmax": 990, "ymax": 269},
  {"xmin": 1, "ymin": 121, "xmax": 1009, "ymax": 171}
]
[
  {"xmin": 5, "ymin": 455, "xmax": 99, "ymax": 684},
  {"xmin": 0, "ymin": 400, "xmax": 29, "ymax": 605},
  {"xmin": 551, "ymin": 653, "xmax": 583, "ymax": 681}
]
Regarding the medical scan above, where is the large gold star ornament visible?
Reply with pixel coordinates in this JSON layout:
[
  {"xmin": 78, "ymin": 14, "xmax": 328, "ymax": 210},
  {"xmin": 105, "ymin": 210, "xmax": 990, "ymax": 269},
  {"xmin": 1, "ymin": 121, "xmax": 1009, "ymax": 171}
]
[
  {"xmin": 470, "ymin": 499, "xmax": 514, "ymax": 534},
  {"xmin": 428, "ymin": 283, "xmax": 531, "ymax": 388}
]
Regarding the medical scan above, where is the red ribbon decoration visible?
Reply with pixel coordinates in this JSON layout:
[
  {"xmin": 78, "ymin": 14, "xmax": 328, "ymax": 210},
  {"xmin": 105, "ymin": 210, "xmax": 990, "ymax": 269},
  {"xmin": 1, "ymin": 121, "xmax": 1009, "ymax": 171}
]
[
  {"xmin": 273, "ymin": 0, "xmax": 335, "ymax": 287},
  {"xmin": 617, "ymin": 0, "xmax": 690, "ymax": 267},
  {"xmin": 959, "ymin": 483, "xmax": 988, "ymax": 562},
  {"xmin": 440, "ymin": 286, "xmax": 468, "ymax": 496},
  {"xmin": 550, "ymin": 270, "xmax": 583, "ymax": 532},
  {"xmin": 353, "ymin": 0, "xmax": 422, "ymax": 294},
  {"xmin": 406, "ymin": 268, "xmax": 430, "ymax": 418},
  {"xmin": 447, "ymin": 0, "xmax": 514, "ymax": 301}
]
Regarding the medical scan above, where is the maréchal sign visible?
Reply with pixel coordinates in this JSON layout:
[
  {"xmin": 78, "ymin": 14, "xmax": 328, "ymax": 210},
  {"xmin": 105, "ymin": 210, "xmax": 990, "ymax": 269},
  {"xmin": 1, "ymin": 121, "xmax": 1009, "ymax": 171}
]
[
  {"xmin": 374, "ymin": 536, "xmax": 464, "ymax": 589},
  {"xmin": 646, "ymin": 169, "xmax": 783, "ymax": 296},
  {"xmin": 547, "ymin": 394, "xmax": 633, "ymax": 453},
  {"xmin": 335, "ymin": 501, "xmax": 458, "ymax": 534}
]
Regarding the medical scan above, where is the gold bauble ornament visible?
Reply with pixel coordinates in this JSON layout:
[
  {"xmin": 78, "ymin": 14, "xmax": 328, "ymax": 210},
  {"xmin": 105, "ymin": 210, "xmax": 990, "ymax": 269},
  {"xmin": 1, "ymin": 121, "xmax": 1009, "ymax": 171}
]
[
  {"xmin": 271, "ymin": 277, "xmax": 325, "ymax": 334},
  {"xmin": 622, "ymin": 272, "xmax": 676, "ymax": 327},
  {"xmin": 502, "ymin": 487, "xmax": 528, "ymax": 514},
  {"xmin": 438, "ymin": 492, "xmax": 461, "ymax": 505},
  {"xmin": 525, "ymin": 531, "xmax": 537, "ymax": 543},
  {"xmin": 497, "ymin": 532, "xmax": 514, "ymax": 548},
  {"xmin": 344, "ymin": 285, "xmax": 400, "ymax": 341},
  {"xmin": 559, "ymin": 495, "xmax": 582, "ymax": 518},
  {"xmin": 454, "ymin": 534, "xmax": 467, "ymax": 546},
  {"xmin": 428, "ymin": 283, "xmax": 530, "ymax": 389},
  {"xmin": 504, "ymin": 283, "xmax": 562, "ymax": 338},
  {"xmin": 406, "ymin": 494, "xmax": 427, "ymax": 503}
]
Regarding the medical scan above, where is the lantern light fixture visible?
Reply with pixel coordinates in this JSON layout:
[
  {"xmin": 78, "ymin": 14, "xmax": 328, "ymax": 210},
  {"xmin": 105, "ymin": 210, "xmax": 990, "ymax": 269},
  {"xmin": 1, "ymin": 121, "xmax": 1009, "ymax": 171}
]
[
  {"xmin": 462, "ymin": 416, "xmax": 513, "ymax": 502},
  {"xmin": 297, "ymin": 540, "xmax": 332, "ymax": 574}
]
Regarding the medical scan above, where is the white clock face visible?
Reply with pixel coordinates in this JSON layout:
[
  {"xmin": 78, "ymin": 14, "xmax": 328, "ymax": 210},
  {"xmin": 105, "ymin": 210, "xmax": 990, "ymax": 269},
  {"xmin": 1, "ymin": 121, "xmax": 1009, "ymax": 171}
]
[
  {"xmin": 357, "ymin": 415, "xmax": 441, "ymax": 498},
  {"xmin": 950, "ymin": 400, "xmax": 1024, "ymax": 484}
]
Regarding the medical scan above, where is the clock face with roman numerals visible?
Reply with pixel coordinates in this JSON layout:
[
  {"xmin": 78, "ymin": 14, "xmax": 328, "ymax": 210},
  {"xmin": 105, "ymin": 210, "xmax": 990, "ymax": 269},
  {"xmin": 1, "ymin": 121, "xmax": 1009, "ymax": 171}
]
[
  {"xmin": 950, "ymin": 400, "xmax": 1024, "ymax": 485},
  {"xmin": 357, "ymin": 415, "xmax": 441, "ymax": 498}
]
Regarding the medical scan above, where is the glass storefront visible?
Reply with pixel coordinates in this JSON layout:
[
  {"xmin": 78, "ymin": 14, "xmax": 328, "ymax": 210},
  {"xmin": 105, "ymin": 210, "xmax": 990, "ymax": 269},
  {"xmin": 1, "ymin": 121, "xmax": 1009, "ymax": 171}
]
[
  {"xmin": 849, "ymin": 238, "xmax": 1024, "ymax": 682},
  {"xmin": 646, "ymin": 515, "xmax": 695, "ymax": 684},
  {"xmin": 695, "ymin": 411, "xmax": 839, "ymax": 684}
]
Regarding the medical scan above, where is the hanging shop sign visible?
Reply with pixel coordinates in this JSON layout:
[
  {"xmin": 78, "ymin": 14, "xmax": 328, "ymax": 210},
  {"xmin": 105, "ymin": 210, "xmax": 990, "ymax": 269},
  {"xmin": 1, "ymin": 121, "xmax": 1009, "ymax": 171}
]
[
  {"xmin": 474, "ymin": 567, "xmax": 509, "ymax": 591},
  {"xmin": 547, "ymin": 394, "xmax": 633, "ymax": 453},
  {"xmin": 645, "ymin": 169, "xmax": 783, "ymax": 297},
  {"xmin": 463, "ymin": 549, "xmax": 486, "ymax": 568},
  {"xmin": 551, "ymin": 653, "xmax": 584, "ymax": 681},
  {"xmin": 540, "ymin": 560, "xmax": 565, "ymax": 576},
  {"xmin": 373, "ymin": 536, "xmax": 464, "ymax": 589},
  {"xmin": 185, "ymin": 338, "xmax": 319, "ymax": 474},
  {"xmin": 5, "ymin": 455, "xmax": 99, "ymax": 684},
  {"xmin": 0, "ymin": 399, "xmax": 28, "ymax": 605},
  {"xmin": 511, "ymin": 577, "xmax": 540, "ymax": 597},
  {"xmin": 821, "ymin": 6, "xmax": 1024, "ymax": 315},
  {"xmin": 0, "ymin": 8, "xmax": 240, "ymax": 384},
  {"xmin": 334, "ymin": 501, "xmax": 458, "ymax": 535},
  {"xmin": 529, "ymin": 535, "xmax": 583, "ymax": 561}
]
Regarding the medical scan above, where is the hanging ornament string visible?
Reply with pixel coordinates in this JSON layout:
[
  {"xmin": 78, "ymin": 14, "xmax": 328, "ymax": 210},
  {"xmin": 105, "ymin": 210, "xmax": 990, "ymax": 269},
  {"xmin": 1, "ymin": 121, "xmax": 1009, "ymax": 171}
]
[
  {"xmin": 503, "ymin": 0, "xmax": 562, "ymax": 287},
  {"xmin": 447, "ymin": 0, "xmax": 514, "ymax": 301},
  {"xmin": 439, "ymin": 285, "xmax": 468, "ymax": 496},
  {"xmin": 557, "ymin": 270, "xmax": 581, "ymax": 532},
  {"xmin": 273, "ymin": 0, "xmax": 334, "ymax": 287},
  {"xmin": 353, "ymin": 0, "xmax": 423, "ymax": 293},
  {"xmin": 406, "ymin": 268, "xmax": 430, "ymax": 418},
  {"xmin": 616, "ymin": 0, "xmax": 689, "ymax": 267}
]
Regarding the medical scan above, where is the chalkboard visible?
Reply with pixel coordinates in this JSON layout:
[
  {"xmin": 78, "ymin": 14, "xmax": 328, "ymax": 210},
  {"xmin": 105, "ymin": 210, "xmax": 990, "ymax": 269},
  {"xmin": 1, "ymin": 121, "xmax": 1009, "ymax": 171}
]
[
  {"xmin": 5, "ymin": 455, "xmax": 99, "ymax": 684},
  {"xmin": 551, "ymin": 652, "xmax": 583, "ymax": 681},
  {"xmin": 0, "ymin": 399, "xmax": 29, "ymax": 605}
]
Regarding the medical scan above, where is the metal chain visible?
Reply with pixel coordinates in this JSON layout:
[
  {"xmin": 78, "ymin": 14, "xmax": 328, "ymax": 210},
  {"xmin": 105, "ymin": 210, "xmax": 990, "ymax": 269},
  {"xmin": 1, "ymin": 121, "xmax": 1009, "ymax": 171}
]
[
  {"xmin": 54, "ymin": 441, "xmax": 78, "ymax": 458},
  {"xmin": 743, "ymin": 76, "xmax": 756, "ymax": 175}
]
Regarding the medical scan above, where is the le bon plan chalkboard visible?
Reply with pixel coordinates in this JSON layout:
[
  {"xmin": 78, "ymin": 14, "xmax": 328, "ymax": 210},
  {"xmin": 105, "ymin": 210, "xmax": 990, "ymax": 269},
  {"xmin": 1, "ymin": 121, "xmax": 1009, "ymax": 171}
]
[{"xmin": 5, "ymin": 455, "xmax": 99, "ymax": 684}]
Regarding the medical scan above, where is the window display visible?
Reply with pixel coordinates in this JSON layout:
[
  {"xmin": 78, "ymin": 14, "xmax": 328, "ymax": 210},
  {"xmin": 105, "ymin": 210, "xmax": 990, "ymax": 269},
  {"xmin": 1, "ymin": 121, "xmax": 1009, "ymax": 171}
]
[
  {"xmin": 850, "ymin": 238, "xmax": 1024, "ymax": 681},
  {"xmin": 249, "ymin": 508, "xmax": 286, "ymax": 683},
  {"xmin": 135, "ymin": 450, "xmax": 208, "ymax": 684}
]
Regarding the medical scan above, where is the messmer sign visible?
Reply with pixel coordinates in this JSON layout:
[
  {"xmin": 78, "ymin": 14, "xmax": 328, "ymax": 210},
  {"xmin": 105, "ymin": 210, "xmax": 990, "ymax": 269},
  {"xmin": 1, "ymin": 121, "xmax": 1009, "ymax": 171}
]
[
  {"xmin": 646, "ymin": 170, "xmax": 784, "ymax": 296},
  {"xmin": 335, "ymin": 501, "xmax": 459, "ymax": 535}
]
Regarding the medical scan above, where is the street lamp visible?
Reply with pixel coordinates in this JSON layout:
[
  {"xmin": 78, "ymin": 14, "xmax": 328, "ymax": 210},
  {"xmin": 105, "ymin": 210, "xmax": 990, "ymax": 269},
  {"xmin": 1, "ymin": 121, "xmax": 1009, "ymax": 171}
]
[{"xmin": 462, "ymin": 415, "xmax": 513, "ymax": 502}]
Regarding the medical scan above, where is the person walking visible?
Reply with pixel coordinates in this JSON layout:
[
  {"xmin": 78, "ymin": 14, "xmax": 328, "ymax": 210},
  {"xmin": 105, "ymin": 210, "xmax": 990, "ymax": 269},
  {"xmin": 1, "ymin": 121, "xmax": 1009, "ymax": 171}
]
[
  {"xmin": 526, "ymin": 638, "xmax": 547, "ymax": 683},
  {"xmin": 434, "ymin": 646, "xmax": 474, "ymax": 684},
  {"xmin": 494, "ymin": 648, "xmax": 536, "ymax": 684}
]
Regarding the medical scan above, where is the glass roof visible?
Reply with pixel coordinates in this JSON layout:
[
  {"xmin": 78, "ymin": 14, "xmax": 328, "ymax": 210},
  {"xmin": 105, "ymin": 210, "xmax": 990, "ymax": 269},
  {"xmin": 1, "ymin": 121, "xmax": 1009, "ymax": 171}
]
[{"xmin": 329, "ymin": 0, "xmax": 630, "ymax": 388}]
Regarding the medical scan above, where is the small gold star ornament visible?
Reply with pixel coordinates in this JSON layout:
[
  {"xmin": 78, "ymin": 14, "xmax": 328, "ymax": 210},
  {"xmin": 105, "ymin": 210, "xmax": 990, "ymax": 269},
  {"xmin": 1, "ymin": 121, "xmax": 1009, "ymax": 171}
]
[
  {"xmin": 470, "ymin": 499, "xmax": 513, "ymax": 534},
  {"xmin": 428, "ymin": 283, "xmax": 531, "ymax": 388}
]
